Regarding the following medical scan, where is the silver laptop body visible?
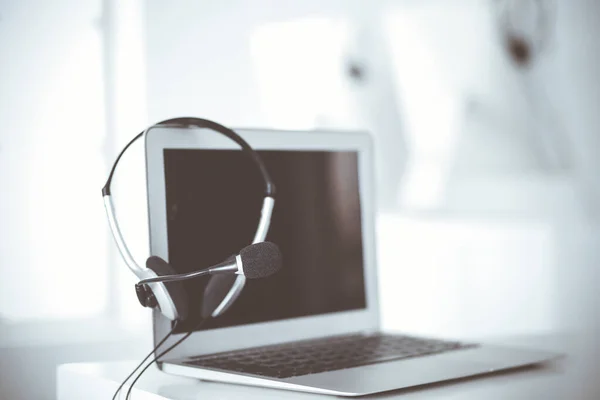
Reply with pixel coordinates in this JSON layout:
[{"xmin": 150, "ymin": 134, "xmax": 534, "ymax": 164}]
[{"xmin": 145, "ymin": 127, "xmax": 558, "ymax": 397}]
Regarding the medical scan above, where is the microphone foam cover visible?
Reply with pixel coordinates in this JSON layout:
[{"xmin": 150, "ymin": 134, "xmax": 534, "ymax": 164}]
[{"xmin": 240, "ymin": 242, "xmax": 282, "ymax": 279}]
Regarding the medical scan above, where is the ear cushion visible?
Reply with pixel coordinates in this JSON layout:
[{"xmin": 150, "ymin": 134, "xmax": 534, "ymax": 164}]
[{"xmin": 146, "ymin": 256, "xmax": 189, "ymax": 321}]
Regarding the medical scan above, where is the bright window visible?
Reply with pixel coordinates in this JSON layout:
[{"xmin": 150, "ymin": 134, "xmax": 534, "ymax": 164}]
[{"xmin": 0, "ymin": 0, "xmax": 108, "ymax": 322}]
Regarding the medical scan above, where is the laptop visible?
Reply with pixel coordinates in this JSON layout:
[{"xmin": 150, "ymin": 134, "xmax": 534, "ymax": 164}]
[{"xmin": 144, "ymin": 126, "xmax": 558, "ymax": 396}]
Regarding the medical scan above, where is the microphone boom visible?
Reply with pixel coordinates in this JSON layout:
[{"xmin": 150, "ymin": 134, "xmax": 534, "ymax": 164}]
[{"xmin": 137, "ymin": 242, "xmax": 282, "ymax": 285}]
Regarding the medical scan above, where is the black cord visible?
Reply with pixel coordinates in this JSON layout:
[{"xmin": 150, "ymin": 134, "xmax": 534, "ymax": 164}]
[
  {"xmin": 125, "ymin": 318, "xmax": 209, "ymax": 400},
  {"xmin": 112, "ymin": 320, "xmax": 179, "ymax": 400}
]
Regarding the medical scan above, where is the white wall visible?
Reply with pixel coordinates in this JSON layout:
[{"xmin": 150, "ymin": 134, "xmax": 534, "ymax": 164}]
[{"xmin": 374, "ymin": 0, "xmax": 600, "ymax": 337}]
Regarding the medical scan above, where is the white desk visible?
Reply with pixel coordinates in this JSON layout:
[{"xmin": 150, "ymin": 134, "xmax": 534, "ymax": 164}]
[{"xmin": 57, "ymin": 334, "xmax": 599, "ymax": 399}]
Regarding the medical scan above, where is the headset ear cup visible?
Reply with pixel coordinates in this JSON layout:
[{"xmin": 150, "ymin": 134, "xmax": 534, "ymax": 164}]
[{"xmin": 146, "ymin": 256, "xmax": 189, "ymax": 321}]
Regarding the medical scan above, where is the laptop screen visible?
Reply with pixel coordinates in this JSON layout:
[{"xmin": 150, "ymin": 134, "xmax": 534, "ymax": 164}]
[{"xmin": 164, "ymin": 149, "xmax": 366, "ymax": 333}]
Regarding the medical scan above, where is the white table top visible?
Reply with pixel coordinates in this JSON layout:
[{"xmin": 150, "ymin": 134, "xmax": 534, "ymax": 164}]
[{"xmin": 57, "ymin": 333, "xmax": 599, "ymax": 399}]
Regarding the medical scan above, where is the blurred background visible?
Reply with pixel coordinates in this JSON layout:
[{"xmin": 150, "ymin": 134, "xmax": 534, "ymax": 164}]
[{"xmin": 1, "ymin": 0, "xmax": 599, "ymax": 398}]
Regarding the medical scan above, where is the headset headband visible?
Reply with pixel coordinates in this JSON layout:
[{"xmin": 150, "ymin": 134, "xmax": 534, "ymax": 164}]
[
  {"xmin": 102, "ymin": 117, "xmax": 276, "ymax": 317},
  {"xmin": 102, "ymin": 117, "xmax": 275, "ymax": 197}
]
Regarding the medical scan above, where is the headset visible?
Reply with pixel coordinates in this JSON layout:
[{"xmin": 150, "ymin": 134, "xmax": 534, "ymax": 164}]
[{"xmin": 102, "ymin": 117, "xmax": 276, "ymax": 322}]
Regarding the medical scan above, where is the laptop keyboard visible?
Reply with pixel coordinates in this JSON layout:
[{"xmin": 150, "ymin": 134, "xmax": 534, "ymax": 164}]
[{"xmin": 184, "ymin": 333, "xmax": 478, "ymax": 379}]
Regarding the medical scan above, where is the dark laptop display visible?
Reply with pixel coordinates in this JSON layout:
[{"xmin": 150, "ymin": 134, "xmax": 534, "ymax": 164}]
[{"xmin": 163, "ymin": 150, "xmax": 367, "ymax": 333}]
